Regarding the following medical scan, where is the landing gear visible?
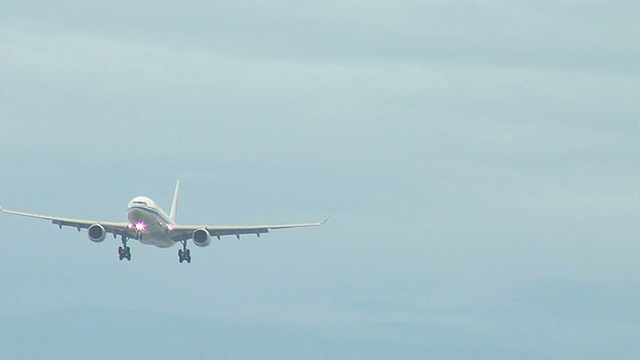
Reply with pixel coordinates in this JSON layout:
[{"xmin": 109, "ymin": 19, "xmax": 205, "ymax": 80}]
[
  {"xmin": 178, "ymin": 241, "xmax": 191, "ymax": 263},
  {"xmin": 118, "ymin": 246, "xmax": 131, "ymax": 261},
  {"xmin": 118, "ymin": 234, "xmax": 131, "ymax": 261}
]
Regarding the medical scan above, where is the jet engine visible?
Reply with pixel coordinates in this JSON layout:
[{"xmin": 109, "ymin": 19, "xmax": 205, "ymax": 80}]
[
  {"xmin": 88, "ymin": 224, "xmax": 107, "ymax": 243},
  {"xmin": 192, "ymin": 228, "xmax": 211, "ymax": 247}
]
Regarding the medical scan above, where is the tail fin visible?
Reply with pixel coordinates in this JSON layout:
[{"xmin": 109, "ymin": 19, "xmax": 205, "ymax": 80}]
[{"xmin": 170, "ymin": 180, "xmax": 180, "ymax": 223}]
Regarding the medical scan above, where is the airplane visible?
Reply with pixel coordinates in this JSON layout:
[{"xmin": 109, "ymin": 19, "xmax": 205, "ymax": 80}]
[{"xmin": 1, "ymin": 181, "xmax": 328, "ymax": 263}]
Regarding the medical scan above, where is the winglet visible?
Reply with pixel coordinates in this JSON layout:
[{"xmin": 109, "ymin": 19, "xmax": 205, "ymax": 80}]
[
  {"xmin": 170, "ymin": 180, "xmax": 180, "ymax": 223},
  {"xmin": 321, "ymin": 216, "xmax": 331, "ymax": 225}
]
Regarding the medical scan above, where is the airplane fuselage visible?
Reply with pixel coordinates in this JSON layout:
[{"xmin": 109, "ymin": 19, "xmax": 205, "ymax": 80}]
[{"xmin": 126, "ymin": 196, "xmax": 175, "ymax": 248}]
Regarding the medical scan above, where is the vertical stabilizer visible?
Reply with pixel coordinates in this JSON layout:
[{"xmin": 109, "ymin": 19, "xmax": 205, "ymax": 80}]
[{"xmin": 170, "ymin": 180, "xmax": 180, "ymax": 223}]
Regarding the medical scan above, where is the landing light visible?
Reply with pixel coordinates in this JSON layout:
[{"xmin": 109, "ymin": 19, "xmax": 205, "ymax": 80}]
[
  {"xmin": 135, "ymin": 222, "xmax": 146, "ymax": 232},
  {"xmin": 167, "ymin": 224, "xmax": 175, "ymax": 231}
]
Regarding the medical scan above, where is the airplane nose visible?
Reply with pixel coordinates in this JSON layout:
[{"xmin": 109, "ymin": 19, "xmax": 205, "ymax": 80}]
[{"xmin": 127, "ymin": 207, "xmax": 144, "ymax": 223}]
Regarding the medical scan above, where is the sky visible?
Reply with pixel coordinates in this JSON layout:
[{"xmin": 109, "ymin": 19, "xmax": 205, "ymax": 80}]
[{"xmin": 0, "ymin": 1, "xmax": 638, "ymax": 359}]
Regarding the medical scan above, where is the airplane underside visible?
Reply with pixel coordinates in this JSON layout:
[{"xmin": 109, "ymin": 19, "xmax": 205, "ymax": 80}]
[{"xmin": 138, "ymin": 232, "xmax": 175, "ymax": 248}]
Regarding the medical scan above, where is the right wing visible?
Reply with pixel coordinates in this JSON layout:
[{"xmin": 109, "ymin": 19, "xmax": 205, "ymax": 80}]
[{"xmin": 1, "ymin": 208, "xmax": 133, "ymax": 238}]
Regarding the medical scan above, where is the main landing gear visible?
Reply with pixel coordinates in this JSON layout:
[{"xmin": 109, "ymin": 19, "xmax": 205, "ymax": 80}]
[
  {"xmin": 178, "ymin": 240, "xmax": 191, "ymax": 263},
  {"xmin": 118, "ymin": 234, "xmax": 131, "ymax": 261}
]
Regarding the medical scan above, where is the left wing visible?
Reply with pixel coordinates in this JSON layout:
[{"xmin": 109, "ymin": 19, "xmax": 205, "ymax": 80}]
[
  {"xmin": 170, "ymin": 217, "xmax": 330, "ymax": 241},
  {"xmin": 1, "ymin": 208, "xmax": 132, "ymax": 238}
]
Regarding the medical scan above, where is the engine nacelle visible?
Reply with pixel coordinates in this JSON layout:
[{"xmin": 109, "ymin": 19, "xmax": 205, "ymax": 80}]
[
  {"xmin": 88, "ymin": 224, "xmax": 107, "ymax": 243},
  {"xmin": 192, "ymin": 228, "xmax": 211, "ymax": 247}
]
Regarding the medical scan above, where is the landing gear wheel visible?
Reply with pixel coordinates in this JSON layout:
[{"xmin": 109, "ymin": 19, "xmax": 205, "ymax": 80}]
[
  {"xmin": 178, "ymin": 242, "xmax": 191, "ymax": 264},
  {"xmin": 118, "ymin": 235, "xmax": 131, "ymax": 261}
]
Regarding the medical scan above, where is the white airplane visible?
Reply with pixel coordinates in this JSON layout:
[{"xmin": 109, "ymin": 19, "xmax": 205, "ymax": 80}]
[{"xmin": 1, "ymin": 181, "xmax": 328, "ymax": 263}]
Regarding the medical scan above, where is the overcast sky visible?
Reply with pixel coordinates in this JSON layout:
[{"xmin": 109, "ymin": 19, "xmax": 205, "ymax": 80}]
[{"xmin": 0, "ymin": 1, "xmax": 638, "ymax": 359}]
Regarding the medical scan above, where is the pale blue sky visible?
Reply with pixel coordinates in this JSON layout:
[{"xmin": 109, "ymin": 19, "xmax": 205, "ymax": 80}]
[{"xmin": 0, "ymin": 1, "xmax": 638, "ymax": 359}]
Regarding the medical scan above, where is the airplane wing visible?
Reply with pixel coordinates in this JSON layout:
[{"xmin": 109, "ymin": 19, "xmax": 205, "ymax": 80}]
[
  {"xmin": 1, "ymin": 208, "xmax": 132, "ymax": 238},
  {"xmin": 170, "ymin": 217, "xmax": 330, "ymax": 241}
]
